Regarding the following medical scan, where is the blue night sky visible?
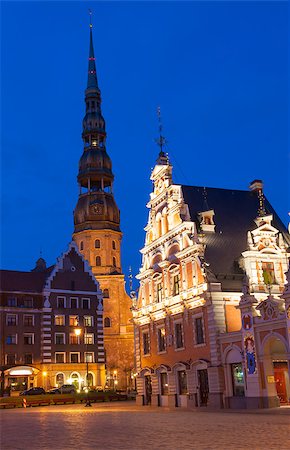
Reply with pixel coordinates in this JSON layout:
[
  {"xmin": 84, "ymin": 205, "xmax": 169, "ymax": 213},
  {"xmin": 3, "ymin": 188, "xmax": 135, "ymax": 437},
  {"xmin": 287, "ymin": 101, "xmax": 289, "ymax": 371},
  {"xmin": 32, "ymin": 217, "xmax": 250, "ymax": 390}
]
[{"xmin": 1, "ymin": 1, "xmax": 288, "ymax": 289}]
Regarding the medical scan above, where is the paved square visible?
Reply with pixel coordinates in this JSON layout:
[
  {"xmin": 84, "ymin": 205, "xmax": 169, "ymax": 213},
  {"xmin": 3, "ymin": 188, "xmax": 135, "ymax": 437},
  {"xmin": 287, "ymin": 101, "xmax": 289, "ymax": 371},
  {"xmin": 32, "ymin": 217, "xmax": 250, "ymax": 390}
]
[{"xmin": 1, "ymin": 401, "xmax": 290, "ymax": 450}]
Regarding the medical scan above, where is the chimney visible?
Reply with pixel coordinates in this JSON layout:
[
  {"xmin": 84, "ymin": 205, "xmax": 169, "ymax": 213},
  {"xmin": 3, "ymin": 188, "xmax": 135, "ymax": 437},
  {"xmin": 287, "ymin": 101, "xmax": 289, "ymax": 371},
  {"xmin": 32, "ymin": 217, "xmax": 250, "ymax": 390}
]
[{"xmin": 249, "ymin": 179, "xmax": 263, "ymax": 192}]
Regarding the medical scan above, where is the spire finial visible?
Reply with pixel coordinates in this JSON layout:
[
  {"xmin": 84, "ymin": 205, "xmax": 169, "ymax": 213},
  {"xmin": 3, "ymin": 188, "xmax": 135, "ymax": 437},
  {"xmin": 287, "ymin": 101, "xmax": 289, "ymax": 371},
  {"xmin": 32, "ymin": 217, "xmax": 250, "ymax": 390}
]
[
  {"xmin": 155, "ymin": 106, "xmax": 167, "ymax": 154},
  {"xmin": 258, "ymin": 188, "xmax": 266, "ymax": 217},
  {"xmin": 202, "ymin": 187, "xmax": 210, "ymax": 211},
  {"xmin": 89, "ymin": 9, "xmax": 93, "ymax": 28}
]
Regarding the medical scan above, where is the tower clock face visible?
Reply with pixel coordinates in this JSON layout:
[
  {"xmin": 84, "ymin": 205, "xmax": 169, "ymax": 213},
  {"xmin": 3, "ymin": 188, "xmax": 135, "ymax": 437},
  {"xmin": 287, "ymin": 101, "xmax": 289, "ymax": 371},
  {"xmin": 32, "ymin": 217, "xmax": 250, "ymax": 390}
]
[{"xmin": 91, "ymin": 204, "xmax": 103, "ymax": 215}]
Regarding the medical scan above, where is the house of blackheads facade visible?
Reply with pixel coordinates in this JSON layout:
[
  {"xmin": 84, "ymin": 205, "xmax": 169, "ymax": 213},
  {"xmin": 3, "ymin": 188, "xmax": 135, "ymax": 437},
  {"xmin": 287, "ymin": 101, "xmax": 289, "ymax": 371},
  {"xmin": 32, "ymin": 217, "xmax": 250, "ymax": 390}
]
[{"xmin": 133, "ymin": 150, "xmax": 290, "ymax": 409}]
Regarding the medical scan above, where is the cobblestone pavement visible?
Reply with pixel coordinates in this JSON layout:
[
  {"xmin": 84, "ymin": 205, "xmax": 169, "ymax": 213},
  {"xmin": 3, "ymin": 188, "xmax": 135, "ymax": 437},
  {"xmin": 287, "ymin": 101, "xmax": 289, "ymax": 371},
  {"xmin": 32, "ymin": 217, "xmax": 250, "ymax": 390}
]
[{"xmin": 1, "ymin": 401, "xmax": 290, "ymax": 450}]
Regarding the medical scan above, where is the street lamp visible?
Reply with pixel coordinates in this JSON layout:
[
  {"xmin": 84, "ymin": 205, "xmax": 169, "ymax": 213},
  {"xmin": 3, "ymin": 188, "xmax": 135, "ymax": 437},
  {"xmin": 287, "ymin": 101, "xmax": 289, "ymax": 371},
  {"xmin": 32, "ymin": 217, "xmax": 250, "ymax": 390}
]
[{"xmin": 74, "ymin": 323, "xmax": 91, "ymax": 407}]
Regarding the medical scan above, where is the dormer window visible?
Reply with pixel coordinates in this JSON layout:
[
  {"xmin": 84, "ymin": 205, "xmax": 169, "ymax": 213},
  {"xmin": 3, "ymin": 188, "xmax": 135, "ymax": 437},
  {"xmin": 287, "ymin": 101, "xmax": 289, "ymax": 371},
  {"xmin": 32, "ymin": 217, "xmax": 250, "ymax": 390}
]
[{"xmin": 198, "ymin": 209, "xmax": 215, "ymax": 232}]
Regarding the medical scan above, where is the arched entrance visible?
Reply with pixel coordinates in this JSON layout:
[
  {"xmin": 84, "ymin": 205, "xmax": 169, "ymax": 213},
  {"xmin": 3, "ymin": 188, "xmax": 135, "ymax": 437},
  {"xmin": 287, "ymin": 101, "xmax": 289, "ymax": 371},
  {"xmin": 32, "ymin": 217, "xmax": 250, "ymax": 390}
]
[
  {"xmin": 70, "ymin": 372, "xmax": 80, "ymax": 390},
  {"xmin": 263, "ymin": 335, "xmax": 290, "ymax": 405}
]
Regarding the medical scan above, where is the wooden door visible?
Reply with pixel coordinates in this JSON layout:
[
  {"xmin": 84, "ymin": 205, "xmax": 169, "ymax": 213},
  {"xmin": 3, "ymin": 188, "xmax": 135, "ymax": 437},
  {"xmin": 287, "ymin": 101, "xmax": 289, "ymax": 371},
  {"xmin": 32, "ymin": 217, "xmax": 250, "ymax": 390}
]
[{"xmin": 274, "ymin": 368, "xmax": 287, "ymax": 403}]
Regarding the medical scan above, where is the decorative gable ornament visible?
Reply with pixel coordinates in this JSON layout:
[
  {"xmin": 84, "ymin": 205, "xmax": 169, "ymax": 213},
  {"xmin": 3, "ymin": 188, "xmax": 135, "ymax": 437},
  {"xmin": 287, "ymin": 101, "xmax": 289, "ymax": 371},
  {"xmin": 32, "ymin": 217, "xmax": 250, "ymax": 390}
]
[{"xmin": 256, "ymin": 296, "xmax": 283, "ymax": 321}]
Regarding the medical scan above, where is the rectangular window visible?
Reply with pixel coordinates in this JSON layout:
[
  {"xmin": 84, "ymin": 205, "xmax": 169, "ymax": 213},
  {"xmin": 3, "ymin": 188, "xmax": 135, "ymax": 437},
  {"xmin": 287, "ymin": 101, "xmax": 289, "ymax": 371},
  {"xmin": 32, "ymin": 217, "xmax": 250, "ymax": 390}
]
[
  {"xmin": 23, "ymin": 297, "xmax": 33, "ymax": 308},
  {"xmin": 231, "ymin": 363, "xmax": 245, "ymax": 397},
  {"xmin": 57, "ymin": 297, "xmax": 65, "ymax": 308},
  {"xmin": 156, "ymin": 283, "xmax": 162, "ymax": 302},
  {"xmin": 157, "ymin": 327, "xmax": 166, "ymax": 353},
  {"xmin": 24, "ymin": 315, "xmax": 34, "ymax": 327},
  {"xmin": 6, "ymin": 314, "xmax": 17, "ymax": 326},
  {"xmin": 24, "ymin": 354, "xmax": 33, "ymax": 364},
  {"xmin": 178, "ymin": 370, "xmax": 187, "ymax": 394},
  {"xmin": 7, "ymin": 297, "xmax": 17, "ymax": 307},
  {"xmin": 55, "ymin": 315, "xmax": 65, "ymax": 326},
  {"xmin": 69, "ymin": 333, "xmax": 80, "ymax": 345},
  {"xmin": 175, "ymin": 322, "xmax": 184, "ymax": 349},
  {"xmin": 55, "ymin": 333, "xmax": 65, "ymax": 345},
  {"xmin": 6, "ymin": 335, "xmax": 17, "ymax": 345},
  {"xmin": 24, "ymin": 333, "xmax": 34, "ymax": 345},
  {"xmin": 262, "ymin": 262, "xmax": 276, "ymax": 285},
  {"xmin": 160, "ymin": 372, "xmax": 168, "ymax": 395},
  {"xmin": 173, "ymin": 274, "xmax": 180, "ymax": 296},
  {"xmin": 70, "ymin": 353, "xmax": 79, "ymax": 363},
  {"xmin": 69, "ymin": 315, "xmax": 79, "ymax": 327},
  {"xmin": 143, "ymin": 331, "xmax": 150, "ymax": 355},
  {"xmin": 70, "ymin": 297, "xmax": 78, "ymax": 309},
  {"xmin": 82, "ymin": 298, "xmax": 90, "ymax": 309},
  {"xmin": 85, "ymin": 352, "xmax": 94, "ymax": 363},
  {"xmin": 6, "ymin": 354, "xmax": 16, "ymax": 365},
  {"xmin": 84, "ymin": 333, "xmax": 94, "ymax": 345},
  {"xmin": 195, "ymin": 317, "xmax": 205, "ymax": 345},
  {"xmin": 55, "ymin": 352, "xmax": 65, "ymax": 363},
  {"xmin": 84, "ymin": 316, "xmax": 93, "ymax": 327}
]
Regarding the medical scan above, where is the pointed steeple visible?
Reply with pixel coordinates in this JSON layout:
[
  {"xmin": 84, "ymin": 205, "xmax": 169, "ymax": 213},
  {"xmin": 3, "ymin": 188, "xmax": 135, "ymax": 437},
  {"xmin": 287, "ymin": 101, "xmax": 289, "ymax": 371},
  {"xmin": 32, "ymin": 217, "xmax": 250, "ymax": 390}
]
[{"xmin": 87, "ymin": 14, "xmax": 99, "ymax": 91}]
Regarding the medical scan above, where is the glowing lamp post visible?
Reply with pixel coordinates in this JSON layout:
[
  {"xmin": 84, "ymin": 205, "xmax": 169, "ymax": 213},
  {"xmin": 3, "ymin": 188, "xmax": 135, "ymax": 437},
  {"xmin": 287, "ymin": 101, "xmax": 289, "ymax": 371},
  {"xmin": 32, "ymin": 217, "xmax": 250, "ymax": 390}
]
[{"xmin": 74, "ymin": 325, "xmax": 91, "ymax": 407}]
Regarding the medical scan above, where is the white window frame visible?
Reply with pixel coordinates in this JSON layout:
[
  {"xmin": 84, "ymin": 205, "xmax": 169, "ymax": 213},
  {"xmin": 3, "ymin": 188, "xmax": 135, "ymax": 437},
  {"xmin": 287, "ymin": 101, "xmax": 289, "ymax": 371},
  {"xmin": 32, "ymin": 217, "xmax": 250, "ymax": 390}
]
[
  {"xmin": 70, "ymin": 352, "xmax": 80, "ymax": 363},
  {"xmin": 6, "ymin": 314, "xmax": 17, "ymax": 326},
  {"xmin": 70, "ymin": 297, "xmax": 79, "ymax": 309},
  {"xmin": 84, "ymin": 333, "xmax": 94, "ymax": 345},
  {"xmin": 23, "ymin": 314, "xmax": 34, "ymax": 326},
  {"xmin": 84, "ymin": 315, "xmax": 93, "ymax": 327},
  {"xmin": 69, "ymin": 333, "xmax": 80, "ymax": 345},
  {"xmin": 55, "ymin": 315, "xmax": 65, "ymax": 326},
  {"xmin": 24, "ymin": 333, "xmax": 34, "ymax": 345},
  {"xmin": 69, "ymin": 315, "xmax": 79, "ymax": 327},
  {"xmin": 55, "ymin": 332, "xmax": 66, "ymax": 345},
  {"xmin": 55, "ymin": 352, "xmax": 66, "ymax": 364},
  {"xmin": 57, "ymin": 296, "xmax": 66, "ymax": 308},
  {"xmin": 5, "ymin": 353, "xmax": 16, "ymax": 365},
  {"xmin": 192, "ymin": 313, "xmax": 206, "ymax": 347},
  {"xmin": 6, "ymin": 334, "xmax": 17, "ymax": 345},
  {"xmin": 174, "ymin": 320, "xmax": 184, "ymax": 351},
  {"xmin": 82, "ymin": 298, "xmax": 91, "ymax": 309},
  {"xmin": 85, "ymin": 352, "xmax": 94, "ymax": 363}
]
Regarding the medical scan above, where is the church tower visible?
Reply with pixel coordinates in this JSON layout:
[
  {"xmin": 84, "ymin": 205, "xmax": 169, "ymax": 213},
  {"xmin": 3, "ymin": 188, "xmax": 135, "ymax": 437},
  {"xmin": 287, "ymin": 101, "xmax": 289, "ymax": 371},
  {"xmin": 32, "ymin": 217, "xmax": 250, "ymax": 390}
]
[{"xmin": 73, "ymin": 19, "xmax": 134, "ymax": 390}]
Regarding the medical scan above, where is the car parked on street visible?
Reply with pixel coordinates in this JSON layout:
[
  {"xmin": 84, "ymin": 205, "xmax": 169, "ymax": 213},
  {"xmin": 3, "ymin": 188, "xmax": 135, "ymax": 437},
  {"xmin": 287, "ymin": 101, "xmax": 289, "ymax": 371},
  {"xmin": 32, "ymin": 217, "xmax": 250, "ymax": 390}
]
[
  {"xmin": 47, "ymin": 384, "xmax": 76, "ymax": 395},
  {"xmin": 19, "ymin": 387, "xmax": 46, "ymax": 396}
]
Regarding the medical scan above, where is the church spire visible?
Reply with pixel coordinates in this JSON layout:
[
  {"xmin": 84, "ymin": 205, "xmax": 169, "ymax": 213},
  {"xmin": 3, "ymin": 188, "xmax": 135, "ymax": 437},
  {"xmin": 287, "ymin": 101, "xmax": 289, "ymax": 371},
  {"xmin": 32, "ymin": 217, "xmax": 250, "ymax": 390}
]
[{"xmin": 87, "ymin": 11, "xmax": 99, "ymax": 91}]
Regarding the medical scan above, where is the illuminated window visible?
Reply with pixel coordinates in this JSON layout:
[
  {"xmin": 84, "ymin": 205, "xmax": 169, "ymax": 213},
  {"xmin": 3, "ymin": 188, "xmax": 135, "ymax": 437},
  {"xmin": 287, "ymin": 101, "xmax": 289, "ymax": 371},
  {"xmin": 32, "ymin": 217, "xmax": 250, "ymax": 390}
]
[
  {"xmin": 231, "ymin": 363, "xmax": 245, "ymax": 397},
  {"xmin": 96, "ymin": 256, "xmax": 101, "ymax": 266},
  {"xmin": 262, "ymin": 262, "xmax": 276, "ymax": 285},
  {"xmin": 55, "ymin": 353, "xmax": 65, "ymax": 364},
  {"xmin": 6, "ymin": 314, "xmax": 17, "ymax": 326},
  {"xmin": 103, "ymin": 289, "xmax": 109, "ymax": 298},
  {"xmin": 69, "ymin": 315, "xmax": 79, "ymax": 326},
  {"xmin": 104, "ymin": 317, "xmax": 111, "ymax": 328},
  {"xmin": 24, "ymin": 315, "xmax": 34, "ymax": 327},
  {"xmin": 84, "ymin": 333, "xmax": 94, "ymax": 345},
  {"xmin": 69, "ymin": 333, "xmax": 80, "ymax": 345},
  {"xmin": 160, "ymin": 372, "xmax": 168, "ymax": 395},
  {"xmin": 174, "ymin": 322, "xmax": 184, "ymax": 349},
  {"xmin": 85, "ymin": 353, "xmax": 94, "ymax": 363},
  {"xmin": 84, "ymin": 316, "xmax": 93, "ymax": 327},
  {"xmin": 55, "ymin": 315, "xmax": 65, "ymax": 326},
  {"xmin": 56, "ymin": 372, "xmax": 64, "ymax": 387},
  {"xmin": 95, "ymin": 239, "xmax": 100, "ymax": 248},
  {"xmin": 143, "ymin": 332, "xmax": 150, "ymax": 355},
  {"xmin": 157, "ymin": 327, "xmax": 166, "ymax": 353},
  {"xmin": 24, "ymin": 333, "xmax": 34, "ymax": 345}
]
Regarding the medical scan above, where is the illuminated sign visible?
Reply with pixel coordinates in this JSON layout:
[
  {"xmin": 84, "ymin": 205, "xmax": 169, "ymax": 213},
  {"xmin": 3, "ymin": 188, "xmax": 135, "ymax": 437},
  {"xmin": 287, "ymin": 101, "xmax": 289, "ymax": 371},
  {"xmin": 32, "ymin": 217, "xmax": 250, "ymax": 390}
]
[{"xmin": 9, "ymin": 368, "xmax": 34, "ymax": 376}]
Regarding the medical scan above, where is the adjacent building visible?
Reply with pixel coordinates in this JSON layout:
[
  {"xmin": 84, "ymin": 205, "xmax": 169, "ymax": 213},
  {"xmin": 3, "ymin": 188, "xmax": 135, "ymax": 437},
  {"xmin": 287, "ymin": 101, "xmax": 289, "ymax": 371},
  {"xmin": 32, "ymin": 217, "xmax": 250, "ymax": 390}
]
[
  {"xmin": 0, "ymin": 242, "xmax": 105, "ymax": 393},
  {"xmin": 133, "ymin": 149, "xmax": 290, "ymax": 408},
  {"xmin": 72, "ymin": 22, "xmax": 134, "ymax": 390}
]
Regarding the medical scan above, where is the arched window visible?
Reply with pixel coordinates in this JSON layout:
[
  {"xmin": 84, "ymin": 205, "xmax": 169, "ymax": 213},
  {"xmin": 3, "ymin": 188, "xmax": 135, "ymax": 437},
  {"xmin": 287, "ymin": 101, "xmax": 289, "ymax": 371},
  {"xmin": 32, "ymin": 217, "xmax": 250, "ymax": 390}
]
[
  {"xmin": 103, "ymin": 289, "xmax": 109, "ymax": 298},
  {"xmin": 113, "ymin": 257, "xmax": 116, "ymax": 267},
  {"xmin": 112, "ymin": 241, "xmax": 116, "ymax": 250},
  {"xmin": 104, "ymin": 317, "xmax": 111, "ymax": 328},
  {"xmin": 96, "ymin": 256, "xmax": 101, "ymax": 266},
  {"xmin": 56, "ymin": 373, "xmax": 64, "ymax": 387},
  {"xmin": 95, "ymin": 239, "xmax": 100, "ymax": 249},
  {"xmin": 80, "ymin": 241, "xmax": 84, "ymax": 251},
  {"xmin": 86, "ymin": 372, "xmax": 94, "ymax": 387}
]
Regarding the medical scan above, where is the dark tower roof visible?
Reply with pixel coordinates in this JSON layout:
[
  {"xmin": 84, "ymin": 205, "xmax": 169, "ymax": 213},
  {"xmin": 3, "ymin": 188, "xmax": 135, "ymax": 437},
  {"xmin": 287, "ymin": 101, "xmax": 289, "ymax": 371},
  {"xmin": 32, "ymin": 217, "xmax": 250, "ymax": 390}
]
[{"xmin": 74, "ymin": 20, "xmax": 120, "ymax": 233}]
